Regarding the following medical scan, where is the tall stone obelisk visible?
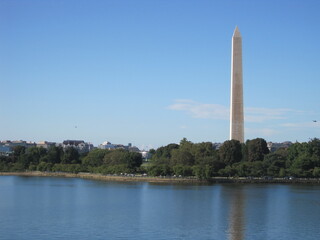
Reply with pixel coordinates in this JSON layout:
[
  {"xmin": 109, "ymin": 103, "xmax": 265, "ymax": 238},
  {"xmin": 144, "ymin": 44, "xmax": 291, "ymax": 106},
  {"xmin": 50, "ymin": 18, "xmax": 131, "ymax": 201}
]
[{"xmin": 230, "ymin": 26, "xmax": 244, "ymax": 143}]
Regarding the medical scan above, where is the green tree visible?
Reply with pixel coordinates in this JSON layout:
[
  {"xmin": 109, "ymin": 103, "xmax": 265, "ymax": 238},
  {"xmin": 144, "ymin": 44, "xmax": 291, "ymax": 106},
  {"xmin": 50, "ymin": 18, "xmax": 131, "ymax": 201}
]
[
  {"xmin": 172, "ymin": 165, "xmax": 193, "ymax": 176},
  {"xmin": 82, "ymin": 149, "xmax": 108, "ymax": 167},
  {"xmin": 287, "ymin": 142, "xmax": 308, "ymax": 167},
  {"xmin": 192, "ymin": 165, "xmax": 213, "ymax": 180},
  {"xmin": 233, "ymin": 162, "xmax": 249, "ymax": 177},
  {"xmin": 0, "ymin": 156, "xmax": 13, "ymax": 171},
  {"xmin": 219, "ymin": 140, "xmax": 242, "ymax": 166},
  {"xmin": 151, "ymin": 143, "xmax": 179, "ymax": 161},
  {"xmin": 192, "ymin": 142, "xmax": 216, "ymax": 162},
  {"xmin": 26, "ymin": 146, "xmax": 47, "ymax": 166},
  {"xmin": 289, "ymin": 154, "xmax": 314, "ymax": 177},
  {"xmin": 308, "ymin": 138, "xmax": 320, "ymax": 167},
  {"xmin": 313, "ymin": 167, "xmax": 320, "ymax": 177},
  {"xmin": 228, "ymin": 161, "xmax": 266, "ymax": 177},
  {"xmin": 241, "ymin": 143, "xmax": 248, "ymax": 162},
  {"xmin": 248, "ymin": 161, "xmax": 265, "ymax": 177},
  {"xmin": 12, "ymin": 146, "xmax": 26, "ymax": 158},
  {"xmin": 16, "ymin": 154, "xmax": 31, "ymax": 169},
  {"xmin": 37, "ymin": 162, "xmax": 53, "ymax": 171},
  {"xmin": 147, "ymin": 165, "xmax": 172, "ymax": 176},
  {"xmin": 279, "ymin": 168, "xmax": 286, "ymax": 177},
  {"xmin": 62, "ymin": 147, "xmax": 80, "ymax": 164},
  {"xmin": 103, "ymin": 149, "xmax": 126, "ymax": 166},
  {"xmin": 218, "ymin": 165, "xmax": 237, "ymax": 177},
  {"xmin": 170, "ymin": 149, "xmax": 195, "ymax": 166},
  {"xmin": 246, "ymin": 138, "xmax": 269, "ymax": 162},
  {"xmin": 263, "ymin": 152, "xmax": 286, "ymax": 177},
  {"xmin": 13, "ymin": 146, "xmax": 45, "ymax": 170},
  {"xmin": 196, "ymin": 155, "xmax": 225, "ymax": 176},
  {"xmin": 125, "ymin": 152, "xmax": 143, "ymax": 169},
  {"xmin": 53, "ymin": 164, "xmax": 83, "ymax": 173},
  {"xmin": 103, "ymin": 149, "xmax": 142, "ymax": 170},
  {"xmin": 45, "ymin": 146, "xmax": 64, "ymax": 164},
  {"xmin": 179, "ymin": 138, "xmax": 193, "ymax": 151}
]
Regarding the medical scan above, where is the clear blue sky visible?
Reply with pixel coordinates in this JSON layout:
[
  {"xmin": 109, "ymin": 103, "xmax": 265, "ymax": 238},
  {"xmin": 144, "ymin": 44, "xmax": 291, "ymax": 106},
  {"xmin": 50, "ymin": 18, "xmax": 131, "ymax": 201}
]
[{"xmin": 1, "ymin": 0, "xmax": 320, "ymax": 149}]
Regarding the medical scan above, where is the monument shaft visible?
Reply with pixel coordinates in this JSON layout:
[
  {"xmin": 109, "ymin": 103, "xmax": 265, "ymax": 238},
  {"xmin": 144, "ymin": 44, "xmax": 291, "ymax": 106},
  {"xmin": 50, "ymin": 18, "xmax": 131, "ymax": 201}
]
[{"xmin": 230, "ymin": 26, "xmax": 244, "ymax": 143}]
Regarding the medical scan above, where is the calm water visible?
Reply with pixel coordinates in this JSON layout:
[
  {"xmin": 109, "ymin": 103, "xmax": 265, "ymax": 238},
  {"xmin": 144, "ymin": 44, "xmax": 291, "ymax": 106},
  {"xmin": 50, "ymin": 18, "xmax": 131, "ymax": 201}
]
[{"xmin": 0, "ymin": 176, "xmax": 320, "ymax": 240}]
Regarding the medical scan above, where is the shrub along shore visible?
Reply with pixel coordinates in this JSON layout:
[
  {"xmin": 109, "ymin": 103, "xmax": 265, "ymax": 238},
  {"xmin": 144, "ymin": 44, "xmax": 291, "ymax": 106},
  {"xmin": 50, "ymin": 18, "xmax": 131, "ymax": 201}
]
[{"xmin": 1, "ymin": 138, "xmax": 320, "ymax": 181}]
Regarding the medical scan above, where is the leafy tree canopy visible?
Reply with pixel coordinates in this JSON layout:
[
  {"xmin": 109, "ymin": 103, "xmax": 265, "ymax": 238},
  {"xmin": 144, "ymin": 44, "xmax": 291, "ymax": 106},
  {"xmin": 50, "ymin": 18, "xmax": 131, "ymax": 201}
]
[
  {"xmin": 246, "ymin": 138, "xmax": 269, "ymax": 162},
  {"xmin": 219, "ymin": 140, "xmax": 242, "ymax": 165}
]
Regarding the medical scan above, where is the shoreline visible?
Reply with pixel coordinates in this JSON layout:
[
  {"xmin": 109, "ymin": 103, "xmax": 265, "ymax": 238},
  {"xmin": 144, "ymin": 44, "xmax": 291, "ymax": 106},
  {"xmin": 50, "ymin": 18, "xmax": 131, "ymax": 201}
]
[
  {"xmin": 0, "ymin": 171, "xmax": 203, "ymax": 184},
  {"xmin": 1, "ymin": 171, "xmax": 320, "ymax": 184}
]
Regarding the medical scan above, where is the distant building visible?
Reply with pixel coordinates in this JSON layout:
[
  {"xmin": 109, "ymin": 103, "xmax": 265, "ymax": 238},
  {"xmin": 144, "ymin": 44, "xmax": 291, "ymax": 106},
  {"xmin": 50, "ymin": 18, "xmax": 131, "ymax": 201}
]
[
  {"xmin": 36, "ymin": 141, "xmax": 56, "ymax": 149},
  {"xmin": 98, "ymin": 141, "xmax": 140, "ymax": 152},
  {"xmin": 213, "ymin": 143, "xmax": 222, "ymax": 150},
  {"xmin": 140, "ymin": 151, "xmax": 151, "ymax": 160},
  {"xmin": 0, "ymin": 140, "xmax": 37, "ymax": 155},
  {"xmin": 0, "ymin": 144, "xmax": 12, "ymax": 156},
  {"xmin": 267, "ymin": 141, "xmax": 293, "ymax": 152},
  {"xmin": 61, "ymin": 140, "xmax": 94, "ymax": 153},
  {"xmin": 0, "ymin": 139, "xmax": 95, "ymax": 154},
  {"xmin": 128, "ymin": 146, "xmax": 140, "ymax": 153},
  {"xmin": 99, "ymin": 141, "xmax": 116, "ymax": 150},
  {"xmin": 0, "ymin": 140, "xmax": 36, "ymax": 149}
]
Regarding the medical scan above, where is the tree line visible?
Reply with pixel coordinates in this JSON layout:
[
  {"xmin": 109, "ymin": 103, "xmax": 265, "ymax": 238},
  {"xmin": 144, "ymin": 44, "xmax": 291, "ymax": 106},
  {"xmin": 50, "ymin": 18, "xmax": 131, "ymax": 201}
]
[
  {"xmin": 1, "ymin": 138, "xmax": 320, "ymax": 179},
  {"xmin": 147, "ymin": 138, "xmax": 320, "ymax": 179},
  {"xmin": 0, "ymin": 146, "xmax": 142, "ymax": 175}
]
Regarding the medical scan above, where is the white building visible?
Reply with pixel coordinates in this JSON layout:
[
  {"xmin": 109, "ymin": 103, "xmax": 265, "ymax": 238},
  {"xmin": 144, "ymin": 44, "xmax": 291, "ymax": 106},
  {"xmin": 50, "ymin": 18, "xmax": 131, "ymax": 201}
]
[
  {"xmin": 61, "ymin": 140, "xmax": 94, "ymax": 153},
  {"xmin": 98, "ymin": 141, "xmax": 140, "ymax": 152},
  {"xmin": 99, "ymin": 141, "xmax": 116, "ymax": 150},
  {"xmin": 140, "ymin": 151, "xmax": 151, "ymax": 160}
]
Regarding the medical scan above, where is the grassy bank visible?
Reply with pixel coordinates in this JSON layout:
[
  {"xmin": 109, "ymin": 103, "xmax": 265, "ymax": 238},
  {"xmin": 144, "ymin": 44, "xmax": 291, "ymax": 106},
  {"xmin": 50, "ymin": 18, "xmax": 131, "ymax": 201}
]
[
  {"xmin": 0, "ymin": 171, "xmax": 203, "ymax": 184},
  {"xmin": 1, "ymin": 171, "xmax": 320, "ymax": 184}
]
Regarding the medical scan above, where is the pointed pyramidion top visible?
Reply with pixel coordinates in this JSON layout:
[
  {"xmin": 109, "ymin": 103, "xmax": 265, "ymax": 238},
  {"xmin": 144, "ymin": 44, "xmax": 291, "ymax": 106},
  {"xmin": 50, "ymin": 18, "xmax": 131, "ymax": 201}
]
[{"xmin": 233, "ymin": 26, "xmax": 241, "ymax": 38}]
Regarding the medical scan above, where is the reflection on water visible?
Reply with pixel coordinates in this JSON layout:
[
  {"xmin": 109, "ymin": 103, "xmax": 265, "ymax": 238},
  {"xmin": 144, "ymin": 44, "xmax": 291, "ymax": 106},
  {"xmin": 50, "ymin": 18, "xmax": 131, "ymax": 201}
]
[
  {"xmin": 227, "ymin": 187, "xmax": 244, "ymax": 240},
  {"xmin": 1, "ymin": 176, "xmax": 320, "ymax": 240}
]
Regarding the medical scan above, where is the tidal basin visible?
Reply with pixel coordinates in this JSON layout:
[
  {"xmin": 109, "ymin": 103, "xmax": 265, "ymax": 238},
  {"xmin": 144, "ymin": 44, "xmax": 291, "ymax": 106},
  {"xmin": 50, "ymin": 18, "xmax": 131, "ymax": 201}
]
[{"xmin": 1, "ymin": 176, "xmax": 319, "ymax": 240}]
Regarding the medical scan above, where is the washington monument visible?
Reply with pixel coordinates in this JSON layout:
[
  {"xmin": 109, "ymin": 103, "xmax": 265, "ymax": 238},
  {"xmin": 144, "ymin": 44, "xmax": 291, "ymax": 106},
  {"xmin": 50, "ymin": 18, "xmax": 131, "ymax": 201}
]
[{"xmin": 230, "ymin": 26, "xmax": 244, "ymax": 143}]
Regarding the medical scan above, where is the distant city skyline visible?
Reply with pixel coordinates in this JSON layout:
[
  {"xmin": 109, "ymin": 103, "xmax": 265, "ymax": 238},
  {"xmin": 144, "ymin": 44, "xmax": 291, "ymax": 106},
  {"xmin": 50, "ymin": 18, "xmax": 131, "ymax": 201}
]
[{"xmin": 1, "ymin": 0, "xmax": 320, "ymax": 148}]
